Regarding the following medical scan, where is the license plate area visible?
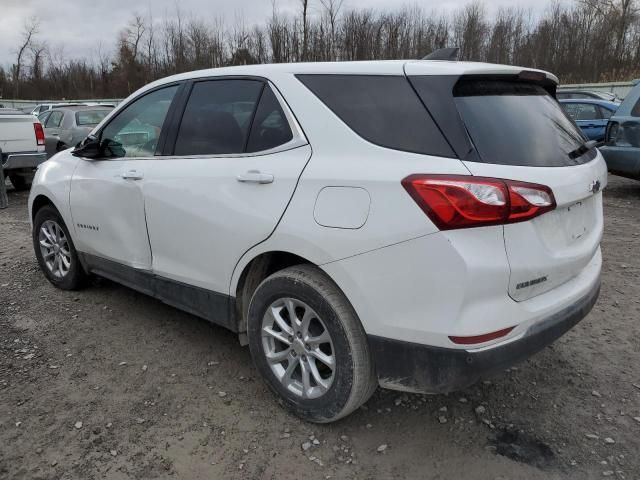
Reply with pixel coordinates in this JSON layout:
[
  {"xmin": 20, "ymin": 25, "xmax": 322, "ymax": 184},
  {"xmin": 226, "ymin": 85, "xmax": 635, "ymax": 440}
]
[{"xmin": 564, "ymin": 200, "xmax": 588, "ymax": 241}]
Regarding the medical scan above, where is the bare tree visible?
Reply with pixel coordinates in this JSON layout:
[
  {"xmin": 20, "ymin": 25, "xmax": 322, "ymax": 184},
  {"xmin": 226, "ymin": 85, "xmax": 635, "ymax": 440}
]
[{"xmin": 12, "ymin": 16, "xmax": 39, "ymax": 97}]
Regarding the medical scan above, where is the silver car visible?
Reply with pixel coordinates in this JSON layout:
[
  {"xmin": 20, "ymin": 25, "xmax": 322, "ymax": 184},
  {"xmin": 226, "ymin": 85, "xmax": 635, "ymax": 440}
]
[{"xmin": 38, "ymin": 106, "xmax": 113, "ymax": 158}]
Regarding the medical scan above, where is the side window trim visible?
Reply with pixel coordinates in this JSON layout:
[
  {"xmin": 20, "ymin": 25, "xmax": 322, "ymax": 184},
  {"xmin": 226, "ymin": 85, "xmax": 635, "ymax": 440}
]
[{"xmin": 162, "ymin": 76, "xmax": 307, "ymax": 159}]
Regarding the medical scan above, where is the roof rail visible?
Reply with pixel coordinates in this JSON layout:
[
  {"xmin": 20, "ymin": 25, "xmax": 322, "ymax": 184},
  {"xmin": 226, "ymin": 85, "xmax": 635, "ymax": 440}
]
[{"xmin": 422, "ymin": 47, "xmax": 460, "ymax": 61}]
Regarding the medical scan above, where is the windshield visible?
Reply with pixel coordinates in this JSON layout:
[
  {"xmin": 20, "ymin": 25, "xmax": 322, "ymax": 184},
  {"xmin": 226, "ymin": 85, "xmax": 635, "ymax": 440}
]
[
  {"xmin": 76, "ymin": 110, "xmax": 109, "ymax": 126},
  {"xmin": 454, "ymin": 80, "xmax": 593, "ymax": 167}
]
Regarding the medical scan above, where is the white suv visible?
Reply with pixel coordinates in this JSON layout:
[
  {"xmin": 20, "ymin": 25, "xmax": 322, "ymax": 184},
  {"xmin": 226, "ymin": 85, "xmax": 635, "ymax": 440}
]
[{"xmin": 29, "ymin": 61, "xmax": 606, "ymax": 423}]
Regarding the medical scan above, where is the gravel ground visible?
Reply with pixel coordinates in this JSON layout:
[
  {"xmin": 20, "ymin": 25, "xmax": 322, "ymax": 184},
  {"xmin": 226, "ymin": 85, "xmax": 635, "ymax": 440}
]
[{"xmin": 1, "ymin": 175, "xmax": 639, "ymax": 480}]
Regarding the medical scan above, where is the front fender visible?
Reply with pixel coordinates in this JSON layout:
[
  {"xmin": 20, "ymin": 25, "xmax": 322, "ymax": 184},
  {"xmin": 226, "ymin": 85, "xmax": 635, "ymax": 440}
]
[{"xmin": 29, "ymin": 150, "xmax": 80, "ymax": 234}]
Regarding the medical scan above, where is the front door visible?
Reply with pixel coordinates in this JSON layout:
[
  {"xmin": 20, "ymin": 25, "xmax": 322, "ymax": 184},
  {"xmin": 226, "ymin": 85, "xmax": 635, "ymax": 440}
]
[{"xmin": 69, "ymin": 84, "xmax": 181, "ymax": 269}]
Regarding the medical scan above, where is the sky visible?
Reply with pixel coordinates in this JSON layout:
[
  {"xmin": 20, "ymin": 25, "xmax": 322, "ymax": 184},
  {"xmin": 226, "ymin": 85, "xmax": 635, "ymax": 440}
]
[{"xmin": 0, "ymin": 0, "xmax": 549, "ymax": 68}]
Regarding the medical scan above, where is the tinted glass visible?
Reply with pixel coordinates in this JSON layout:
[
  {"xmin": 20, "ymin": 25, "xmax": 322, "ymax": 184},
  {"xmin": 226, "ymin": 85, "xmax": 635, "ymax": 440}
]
[
  {"xmin": 76, "ymin": 110, "xmax": 109, "ymax": 126},
  {"xmin": 454, "ymin": 80, "xmax": 589, "ymax": 167},
  {"xmin": 174, "ymin": 80, "xmax": 263, "ymax": 156},
  {"xmin": 297, "ymin": 74, "xmax": 454, "ymax": 157},
  {"xmin": 246, "ymin": 86, "xmax": 293, "ymax": 152},
  {"xmin": 46, "ymin": 111, "xmax": 63, "ymax": 128},
  {"xmin": 101, "ymin": 85, "xmax": 178, "ymax": 158}
]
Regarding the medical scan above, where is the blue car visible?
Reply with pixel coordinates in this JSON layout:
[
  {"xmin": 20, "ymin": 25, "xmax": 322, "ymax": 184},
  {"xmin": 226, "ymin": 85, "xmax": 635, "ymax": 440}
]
[
  {"xmin": 599, "ymin": 82, "xmax": 640, "ymax": 179},
  {"xmin": 559, "ymin": 98, "xmax": 619, "ymax": 141}
]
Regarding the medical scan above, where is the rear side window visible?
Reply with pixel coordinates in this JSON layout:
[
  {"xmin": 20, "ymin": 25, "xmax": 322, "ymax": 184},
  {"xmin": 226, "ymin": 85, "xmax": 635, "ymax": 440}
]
[
  {"xmin": 599, "ymin": 106, "xmax": 614, "ymax": 120},
  {"xmin": 297, "ymin": 75, "xmax": 454, "ymax": 157},
  {"xmin": 46, "ymin": 111, "xmax": 63, "ymax": 128},
  {"xmin": 452, "ymin": 80, "xmax": 591, "ymax": 167},
  {"xmin": 174, "ymin": 80, "xmax": 263, "ymax": 156},
  {"xmin": 563, "ymin": 103, "xmax": 600, "ymax": 121},
  {"xmin": 76, "ymin": 110, "xmax": 109, "ymax": 126},
  {"xmin": 246, "ymin": 86, "xmax": 293, "ymax": 153}
]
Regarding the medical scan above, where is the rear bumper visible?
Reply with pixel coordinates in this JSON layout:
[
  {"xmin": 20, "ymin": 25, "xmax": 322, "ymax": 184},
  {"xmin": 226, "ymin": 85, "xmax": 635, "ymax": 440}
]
[
  {"xmin": 368, "ymin": 277, "xmax": 600, "ymax": 394},
  {"xmin": 2, "ymin": 152, "xmax": 47, "ymax": 170}
]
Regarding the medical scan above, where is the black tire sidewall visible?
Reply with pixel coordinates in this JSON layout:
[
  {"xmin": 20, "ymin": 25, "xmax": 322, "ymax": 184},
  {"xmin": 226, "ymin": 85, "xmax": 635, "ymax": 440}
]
[
  {"xmin": 33, "ymin": 206, "xmax": 84, "ymax": 290},
  {"xmin": 8, "ymin": 173, "xmax": 31, "ymax": 191},
  {"xmin": 248, "ymin": 274, "xmax": 355, "ymax": 422}
]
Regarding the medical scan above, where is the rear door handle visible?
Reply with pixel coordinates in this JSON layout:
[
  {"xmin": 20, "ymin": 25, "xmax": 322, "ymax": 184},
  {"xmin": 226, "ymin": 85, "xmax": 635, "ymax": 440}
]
[
  {"xmin": 236, "ymin": 170, "xmax": 274, "ymax": 184},
  {"xmin": 121, "ymin": 170, "xmax": 143, "ymax": 180}
]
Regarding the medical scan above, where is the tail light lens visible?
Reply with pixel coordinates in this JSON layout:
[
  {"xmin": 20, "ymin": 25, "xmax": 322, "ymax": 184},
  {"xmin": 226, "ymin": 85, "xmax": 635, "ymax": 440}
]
[
  {"xmin": 34, "ymin": 123, "xmax": 45, "ymax": 146},
  {"xmin": 402, "ymin": 174, "xmax": 556, "ymax": 230}
]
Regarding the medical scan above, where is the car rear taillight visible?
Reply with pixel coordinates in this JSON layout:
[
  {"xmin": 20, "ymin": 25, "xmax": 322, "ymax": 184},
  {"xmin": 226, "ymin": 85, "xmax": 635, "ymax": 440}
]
[
  {"xmin": 34, "ymin": 123, "xmax": 45, "ymax": 146},
  {"xmin": 402, "ymin": 174, "xmax": 556, "ymax": 230}
]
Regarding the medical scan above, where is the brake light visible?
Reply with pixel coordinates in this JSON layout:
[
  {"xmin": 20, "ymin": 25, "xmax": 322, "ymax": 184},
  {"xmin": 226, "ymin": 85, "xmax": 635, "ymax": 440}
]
[
  {"xmin": 34, "ymin": 123, "xmax": 45, "ymax": 146},
  {"xmin": 402, "ymin": 174, "xmax": 556, "ymax": 230}
]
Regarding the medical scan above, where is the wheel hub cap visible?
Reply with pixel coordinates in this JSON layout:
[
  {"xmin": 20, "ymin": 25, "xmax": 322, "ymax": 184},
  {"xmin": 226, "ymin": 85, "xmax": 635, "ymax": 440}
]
[{"xmin": 261, "ymin": 297, "xmax": 336, "ymax": 399}]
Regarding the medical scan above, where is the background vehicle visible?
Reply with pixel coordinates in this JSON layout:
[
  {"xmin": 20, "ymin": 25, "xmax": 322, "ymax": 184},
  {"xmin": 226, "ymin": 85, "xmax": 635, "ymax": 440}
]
[
  {"xmin": 557, "ymin": 89, "xmax": 621, "ymax": 103},
  {"xmin": 560, "ymin": 98, "xmax": 618, "ymax": 141},
  {"xmin": 600, "ymin": 82, "xmax": 640, "ymax": 179},
  {"xmin": 29, "ymin": 60, "xmax": 605, "ymax": 422},
  {"xmin": 38, "ymin": 106, "xmax": 113, "ymax": 158},
  {"xmin": 29, "ymin": 102, "xmax": 87, "ymax": 116},
  {"xmin": 0, "ymin": 108, "xmax": 47, "ymax": 190}
]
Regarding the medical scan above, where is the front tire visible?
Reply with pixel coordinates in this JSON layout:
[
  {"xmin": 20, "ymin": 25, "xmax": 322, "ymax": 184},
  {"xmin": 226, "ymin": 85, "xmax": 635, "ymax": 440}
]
[
  {"xmin": 248, "ymin": 265, "xmax": 376, "ymax": 423},
  {"xmin": 33, "ymin": 205, "xmax": 87, "ymax": 290}
]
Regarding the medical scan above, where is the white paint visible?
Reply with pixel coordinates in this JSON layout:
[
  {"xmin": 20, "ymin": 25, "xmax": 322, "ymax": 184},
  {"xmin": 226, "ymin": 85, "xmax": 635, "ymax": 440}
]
[{"xmin": 314, "ymin": 187, "xmax": 371, "ymax": 229}]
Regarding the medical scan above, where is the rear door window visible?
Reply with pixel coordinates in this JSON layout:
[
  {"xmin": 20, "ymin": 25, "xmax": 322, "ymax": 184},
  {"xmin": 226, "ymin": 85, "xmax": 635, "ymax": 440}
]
[
  {"xmin": 45, "ymin": 111, "xmax": 64, "ymax": 128},
  {"xmin": 246, "ymin": 86, "xmax": 293, "ymax": 153},
  {"xmin": 452, "ymin": 80, "xmax": 590, "ymax": 167},
  {"xmin": 297, "ymin": 74, "xmax": 454, "ymax": 157},
  {"xmin": 599, "ymin": 106, "xmax": 614, "ymax": 120},
  {"xmin": 564, "ymin": 103, "xmax": 599, "ymax": 121},
  {"xmin": 173, "ymin": 79, "xmax": 263, "ymax": 156}
]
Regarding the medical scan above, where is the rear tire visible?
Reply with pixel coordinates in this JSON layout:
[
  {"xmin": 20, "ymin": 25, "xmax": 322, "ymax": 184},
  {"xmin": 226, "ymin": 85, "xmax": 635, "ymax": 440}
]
[
  {"xmin": 8, "ymin": 172, "xmax": 31, "ymax": 191},
  {"xmin": 247, "ymin": 264, "xmax": 377, "ymax": 423},
  {"xmin": 33, "ymin": 205, "xmax": 87, "ymax": 290}
]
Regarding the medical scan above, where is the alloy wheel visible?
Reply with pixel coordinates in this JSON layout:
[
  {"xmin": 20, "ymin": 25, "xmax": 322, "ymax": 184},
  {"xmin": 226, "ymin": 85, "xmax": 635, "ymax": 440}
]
[
  {"xmin": 261, "ymin": 297, "xmax": 336, "ymax": 399},
  {"xmin": 39, "ymin": 220, "xmax": 71, "ymax": 279}
]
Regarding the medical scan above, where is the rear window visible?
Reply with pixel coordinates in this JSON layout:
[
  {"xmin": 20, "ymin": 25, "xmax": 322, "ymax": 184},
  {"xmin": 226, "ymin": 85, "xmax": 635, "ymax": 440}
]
[
  {"xmin": 453, "ymin": 80, "xmax": 592, "ymax": 167},
  {"xmin": 76, "ymin": 110, "xmax": 109, "ymax": 126},
  {"xmin": 297, "ymin": 75, "xmax": 454, "ymax": 157}
]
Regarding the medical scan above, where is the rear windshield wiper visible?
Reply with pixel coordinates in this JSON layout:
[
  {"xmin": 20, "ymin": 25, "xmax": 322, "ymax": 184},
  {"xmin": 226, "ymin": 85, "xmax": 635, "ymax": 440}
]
[{"xmin": 568, "ymin": 139, "xmax": 599, "ymax": 159}]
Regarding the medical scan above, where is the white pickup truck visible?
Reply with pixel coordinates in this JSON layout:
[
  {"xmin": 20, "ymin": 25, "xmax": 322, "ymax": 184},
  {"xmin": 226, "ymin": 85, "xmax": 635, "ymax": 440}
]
[{"xmin": 1, "ymin": 108, "xmax": 47, "ymax": 190}]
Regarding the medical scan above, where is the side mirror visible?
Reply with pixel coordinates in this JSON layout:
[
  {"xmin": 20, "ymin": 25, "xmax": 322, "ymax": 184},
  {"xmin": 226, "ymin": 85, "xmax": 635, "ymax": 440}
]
[{"xmin": 72, "ymin": 135, "xmax": 101, "ymax": 158}]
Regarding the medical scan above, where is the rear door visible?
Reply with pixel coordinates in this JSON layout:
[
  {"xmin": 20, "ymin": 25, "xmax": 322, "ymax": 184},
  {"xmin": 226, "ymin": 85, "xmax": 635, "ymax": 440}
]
[
  {"xmin": 409, "ymin": 72, "xmax": 607, "ymax": 301},
  {"xmin": 141, "ymin": 78, "xmax": 310, "ymax": 294}
]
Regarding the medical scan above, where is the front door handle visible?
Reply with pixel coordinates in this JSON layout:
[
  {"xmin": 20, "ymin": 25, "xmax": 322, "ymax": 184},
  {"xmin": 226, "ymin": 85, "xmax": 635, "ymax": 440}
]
[
  {"xmin": 121, "ymin": 170, "xmax": 143, "ymax": 180},
  {"xmin": 236, "ymin": 170, "xmax": 274, "ymax": 184}
]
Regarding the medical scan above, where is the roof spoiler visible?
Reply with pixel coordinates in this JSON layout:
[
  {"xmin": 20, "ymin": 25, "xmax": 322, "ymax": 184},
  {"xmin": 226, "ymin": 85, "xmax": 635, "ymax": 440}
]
[{"xmin": 422, "ymin": 47, "xmax": 459, "ymax": 61}]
